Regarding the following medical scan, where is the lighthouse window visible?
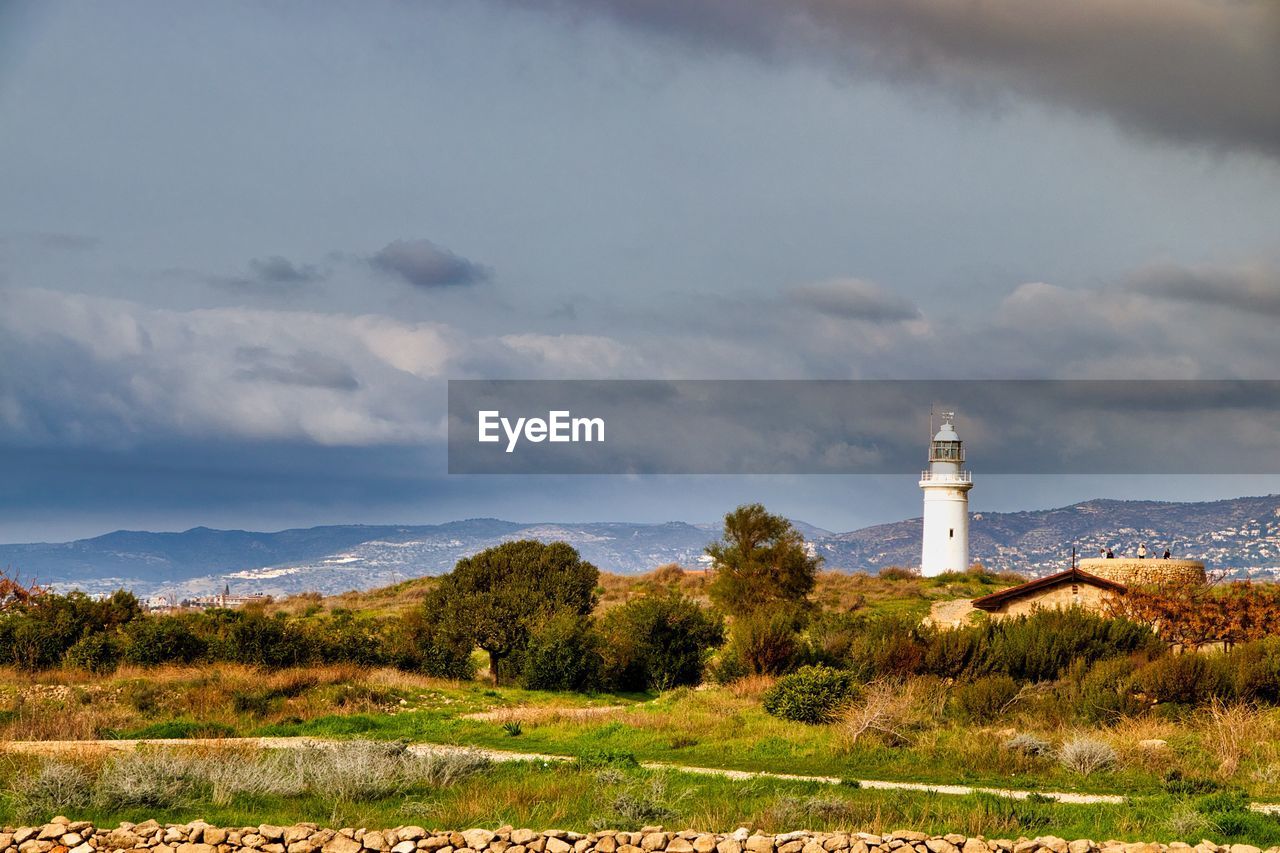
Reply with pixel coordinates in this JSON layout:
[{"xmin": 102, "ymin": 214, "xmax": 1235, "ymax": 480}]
[{"xmin": 949, "ymin": 528, "xmax": 954, "ymax": 538}]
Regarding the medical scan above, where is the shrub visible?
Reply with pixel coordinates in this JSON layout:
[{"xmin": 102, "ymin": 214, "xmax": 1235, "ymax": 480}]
[
  {"xmin": 518, "ymin": 611, "xmax": 602, "ymax": 691},
  {"xmin": 1057, "ymin": 736, "xmax": 1117, "ymax": 776},
  {"xmin": 1223, "ymin": 638, "xmax": 1280, "ymax": 702},
  {"xmin": 878, "ymin": 567, "xmax": 917, "ymax": 581},
  {"xmin": 6, "ymin": 760, "xmax": 93, "ymax": 821},
  {"xmin": 388, "ymin": 610, "xmax": 476, "ymax": 680},
  {"xmin": 706, "ymin": 648, "xmax": 750, "ymax": 685},
  {"xmin": 598, "ymin": 591, "xmax": 724, "ymax": 691},
  {"xmin": 1136, "ymin": 652, "xmax": 1227, "ymax": 705},
  {"xmin": 763, "ymin": 665, "xmax": 856, "ymax": 724},
  {"xmin": 63, "ymin": 631, "xmax": 121, "ymax": 673},
  {"xmin": 95, "ymin": 750, "xmax": 202, "ymax": 809},
  {"xmin": 122, "ymin": 616, "xmax": 205, "ymax": 665},
  {"xmin": 953, "ymin": 674, "xmax": 1021, "ymax": 723},
  {"xmin": 726, "ymin": 607, "xmax": 804, "ymax": 676},
  {"xmin": 845, "ymin": 615, "xmax": 927, "ymax": 680},
  {"xmin": 1004, "ymin": 733, "xmax": 1052, "ymax": 757},
  {"xmin": 978, "ymin": 609, "xmax": 1161, "ymax": 683},
  {"xmin": 1060, "ymin": 656, "xmax": 1148, "ymax": 723}
]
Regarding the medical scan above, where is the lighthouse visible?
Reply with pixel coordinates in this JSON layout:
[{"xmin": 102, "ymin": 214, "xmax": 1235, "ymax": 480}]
[{"xmin": 919, "ymin": 412, "xmax": 973, "ymax": 577}]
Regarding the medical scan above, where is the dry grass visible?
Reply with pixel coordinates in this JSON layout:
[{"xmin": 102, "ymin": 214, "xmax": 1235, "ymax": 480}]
[
  {"xmin": 0, "ymin": 663, "xmax": 467, "ymax": 742},
  {"xmin": 1202, "ymin": 699, "xmax": 1271, "ymax": 778}
]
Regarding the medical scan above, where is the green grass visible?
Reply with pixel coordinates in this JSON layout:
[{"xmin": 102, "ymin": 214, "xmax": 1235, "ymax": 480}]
[
  {"xmin": 2, "ymin": 757, "xmax": 1277, "ymax": 844},
  {"xmin": 258, "ymin": 688, "xmax": 1168, "ymax": 798}
]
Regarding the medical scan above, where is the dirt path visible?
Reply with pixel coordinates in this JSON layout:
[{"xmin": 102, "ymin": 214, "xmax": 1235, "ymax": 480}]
[{"xmin": 6, "ymin": 735, "xmax": 1278, "ymax": 814}]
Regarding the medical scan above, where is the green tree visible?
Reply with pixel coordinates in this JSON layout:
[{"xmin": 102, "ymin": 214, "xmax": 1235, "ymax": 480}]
[
  {"xmin": 706, "ymin": 503, "xmax": 821, "ymax": 617},
  {"xmin": 432, "ymin": 540, "xmax": 599, "ymax": 684}
]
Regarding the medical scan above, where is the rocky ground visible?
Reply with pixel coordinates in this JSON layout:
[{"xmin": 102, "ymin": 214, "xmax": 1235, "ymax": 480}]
[{"xmin": 0, "ymin": 819, "xmax": 1271, "ymax": 853}]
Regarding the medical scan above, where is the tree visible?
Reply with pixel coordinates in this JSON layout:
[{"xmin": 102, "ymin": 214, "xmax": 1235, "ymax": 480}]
[
  {"xmin": 432, "ymin": 540, "xmax": 599, "ymax": 684},
  {"xmin": 706, "ymin": 504, "xmax": 821, "ymax": 617}
]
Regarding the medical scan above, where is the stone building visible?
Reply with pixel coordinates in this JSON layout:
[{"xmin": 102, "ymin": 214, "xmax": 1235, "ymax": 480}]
[
  {"xmin": 968, "ymin": 557, "xmax": 1206, "ymax": 621},
  {"xmin": 970, "ymin": 567, "xmax": 1129, "ymax": 619}
]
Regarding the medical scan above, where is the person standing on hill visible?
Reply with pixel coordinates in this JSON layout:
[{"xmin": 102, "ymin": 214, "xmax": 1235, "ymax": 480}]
[
  {"xmin": 1163, "ymin": 547, "xmax": 1172, "ymax": 559},
  {"xmin": 1137, "ymin": 543, "xmax": 1147, "ymax": 559}
]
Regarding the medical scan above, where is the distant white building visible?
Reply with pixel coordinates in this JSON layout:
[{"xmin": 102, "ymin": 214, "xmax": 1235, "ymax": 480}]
[{"xmin": 919, "ymin": 412, "xmax": 973, "ymax": 577}]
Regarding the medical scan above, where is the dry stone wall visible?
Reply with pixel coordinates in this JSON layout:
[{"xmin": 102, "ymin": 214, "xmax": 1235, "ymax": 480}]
[
  {"xmin": 0, "ymin": 819, "xmax": 1272, "ymax": 853},
  {"xmin": 1077, "ymin": 558, "xmax": 1206, "ymax": 587}
]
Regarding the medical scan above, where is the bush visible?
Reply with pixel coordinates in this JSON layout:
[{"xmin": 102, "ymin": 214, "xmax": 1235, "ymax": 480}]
[
  {"xmin": 95, "ymin": 750, "xmax": 203, "ymax": 809},
  {"xmin": 1136, "ymin": 652, "xmax": 1227, "ymax": 705},
  {"xmin": 763, "ymin": 665, "xmax": 856, "ymax": 724},
  {"xmin": 518, "ymin": 611, "xmax": 602, "ymax": 691},
  {"xmin": 1058, "ymin": 736, "xmax": 1117, "ymax": 776},
  {"xmin": 388, "ymin": 610, "xmax": 476, "ymax": 680},
  {"xmin": 122, "ymin": 616, "xmax": 205, "ymax": 665},
  {"xmin": 706, "ymin": 648, "xmax": 750, "ymax": 685},
  {"xmin": 64, "ymin": 632, "xmax": 121, "ymax": 673},
  {"xmin": 1004, "ymin": 733, "xmax": 1052, "ymax": 757},
  {"xmin": 726, "ymin": 607, "xmax": 804, "ymax": 676},
  {"xmin": 1053, "ymin": 656, "xmax": 1148, "ymax": 723},
  {"xmin": 599, "ymin": 592, "xmax": 724, "ymax": 691},
  {"xmin": 1223, "ymin": 638, "xmax": 1280, "ymax": 702},
  {"xmin": 6, "ymin": 760, "xmax": 93, "ymax": 822},
  {"xmin": 953, "ymin": 674, "xmax": 1020, "ymax": 723},
  {"xmin": 878, "ymin": 567, "xmax": 917, "ymax": 581}
]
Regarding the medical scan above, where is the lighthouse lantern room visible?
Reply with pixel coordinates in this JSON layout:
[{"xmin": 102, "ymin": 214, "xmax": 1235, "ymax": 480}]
[{"xmin": 919, "ymin": 412, "xmax": 973, "ymax": 577}]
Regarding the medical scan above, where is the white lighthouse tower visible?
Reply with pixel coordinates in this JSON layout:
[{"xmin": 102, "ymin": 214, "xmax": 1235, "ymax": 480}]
[{"xmin": 919, "ymin": 412, "xmax": 973, "ymax": 577}]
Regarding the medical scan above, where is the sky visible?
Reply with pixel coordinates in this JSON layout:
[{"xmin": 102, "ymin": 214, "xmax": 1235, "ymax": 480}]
[{"xmin": 1, "ymin": 0, "xmax": 1279, "ymax": 542}]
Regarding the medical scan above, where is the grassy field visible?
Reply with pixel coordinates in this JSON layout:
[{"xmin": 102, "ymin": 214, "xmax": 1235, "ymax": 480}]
[
  {"xmin": 8, "ymin": 661, "xmax": 1280, "ymax": 803},
  {"xmin": 12, "ymin": 568, "xmax": 1280, "ymax": 840},
  {"xmin": 2, "ymin": 743, "xmax": 1278, "ymax": 844}
]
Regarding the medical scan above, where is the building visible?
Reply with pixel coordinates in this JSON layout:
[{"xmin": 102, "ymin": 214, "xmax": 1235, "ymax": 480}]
[
  {"xmin": 919, "ymin": 412, "xmax": 973, "ymax": 577},
  {"xmin": 970, "ymin": 567, "xmax": 1128, "ymax": 618},
  {"xmin": 963, "ymin": 558, "xmax": 1207, "ymax": 622}
]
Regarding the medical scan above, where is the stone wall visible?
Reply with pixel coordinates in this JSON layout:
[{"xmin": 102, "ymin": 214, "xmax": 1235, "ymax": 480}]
[
  {"xmin": 1077, "ymin": 558, "xmax": 1206, "ymax": 587},
  {"xmin": 0, "ymin": 819, "xmax": 1269, "ymax": 853}
]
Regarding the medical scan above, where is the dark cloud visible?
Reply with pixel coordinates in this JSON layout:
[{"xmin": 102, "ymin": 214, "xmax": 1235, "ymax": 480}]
[
  {"xmin": 1124, "ymin": 262, "xmax": 1280, "ymax": 317},
  {"xmin": 248, "ymin": 255, "xmax": 323, "ymax": 285},
  {"xmin": 207, "ymin": 254, "xmax": 326, "ymax": 293},
  {"xmin": 788, "ymin": 277, "xmax": 920, "ymax": 322},
  {"xmin": 369, "ymin": 239, "xmax": 490, "ymax": 288},
  {"xmin": 514, "ymin": 0, "xmax": 1280, "ymax": 159}
]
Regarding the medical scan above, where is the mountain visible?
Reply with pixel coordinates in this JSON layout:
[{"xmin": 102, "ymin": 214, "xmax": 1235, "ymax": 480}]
[
  {"xmin": 4, "ymin": 495, "xmax": 1280, "ymax": 599},
  {"xmin": 825, "ymin": 495, "xmax": 1280, "ymax": 577}
]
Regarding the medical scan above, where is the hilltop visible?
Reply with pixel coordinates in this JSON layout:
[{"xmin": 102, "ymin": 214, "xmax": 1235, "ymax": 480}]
[{"xmin": 3, "ymin": 494, "xmax": 1280, "ymax": 598}]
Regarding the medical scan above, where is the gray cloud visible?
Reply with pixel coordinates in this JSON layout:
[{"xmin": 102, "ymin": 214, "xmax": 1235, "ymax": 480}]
[
  {"xmin": 1123, "ymin": 262, "xmax": 1280, "ymax": 317},
  {"xmin": 514, "ymin": 0, "xmax": 1280, "ymax": 159},
  {"xmin": 233, "ymin": 347, "xmax": 361, "ymax": 391},
  {"xmin": 249, "ymin": 255, "xmax": 323, "ymax": 285},
  {"xmin": 207, "ymin": 254, "xmax": 326, "ymax": 293},
  {"xmin": 369, "ymin": 239, "xmax": 491, "ymax": 288},
  {"xmin": 788, "ymin": 277, "xmax": 921, "ymax": 322}
]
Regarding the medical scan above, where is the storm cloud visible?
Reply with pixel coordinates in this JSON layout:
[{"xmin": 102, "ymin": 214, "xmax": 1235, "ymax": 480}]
[
  {"xmin": 370, "ymin": 239, "xmax": 491, "ymax": 288},
  {"xmin": 515, "ymin": 0, "xmax": 1280, "ymax": 159},
  {"xmin": 1123, "ymin": 261, "xmax": 1280, "ymax": 317}
]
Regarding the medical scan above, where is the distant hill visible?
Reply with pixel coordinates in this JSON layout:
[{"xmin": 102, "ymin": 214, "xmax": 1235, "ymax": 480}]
[{"xmin": 4, "ymin": 495, "xmax": 1280, "ymax": 599}]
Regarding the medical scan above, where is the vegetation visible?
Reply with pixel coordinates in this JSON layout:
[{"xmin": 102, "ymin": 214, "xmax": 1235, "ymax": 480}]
[
  {"xmin": 431, "ymin": 540, "xmax": 600, "ymax": 684},
  {"xmin": 4, "ymin": 744, "xmax": 1280, "ymax": 844},
  {"xmin": 762, "ymin": 665, "xmax": 855, "ymax": 724},
  {"xmin": 18, "ymin": 501, "xmax": 1280, "ymax": 839}
]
